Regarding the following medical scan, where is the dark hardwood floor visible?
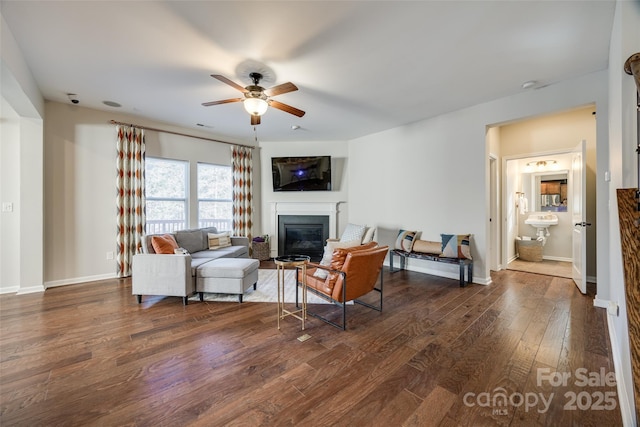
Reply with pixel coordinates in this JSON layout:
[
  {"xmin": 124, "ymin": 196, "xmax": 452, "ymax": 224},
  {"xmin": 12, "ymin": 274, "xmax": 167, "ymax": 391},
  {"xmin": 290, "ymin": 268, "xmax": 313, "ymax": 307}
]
[{"xmin": 0, "ymin": 266, "xmax": 622, "ymax": 426}]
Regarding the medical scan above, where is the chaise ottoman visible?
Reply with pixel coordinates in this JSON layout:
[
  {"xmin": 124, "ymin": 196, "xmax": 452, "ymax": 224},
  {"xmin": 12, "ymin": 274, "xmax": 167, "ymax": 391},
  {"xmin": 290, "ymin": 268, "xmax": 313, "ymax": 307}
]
[{"xmin": 196, "ymin": 258, "xmax": 260, "ymax": 303}]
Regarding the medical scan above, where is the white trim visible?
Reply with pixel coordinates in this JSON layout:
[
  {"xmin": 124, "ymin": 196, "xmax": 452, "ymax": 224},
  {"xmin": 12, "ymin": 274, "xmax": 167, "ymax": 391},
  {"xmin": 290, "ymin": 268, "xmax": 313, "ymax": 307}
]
[
  {"xmin": 44, "ymin": 273, "xmax": 118, "ymax": 289},
  {"xmin": 542, "ymin": 255, "xmax": 572, "ymax": 262},
  {"xmin": 593, "ymin": 296, "xmax": 609, "ymax": 309},
  {"xmin": 384, "ymin": 260, "xmax": 490, "ymax": 286},
  {"xmin": 270, "ymin": 202, "xmax": 341, "ymax": 257},
  {"xmin": 0, "ymin": 286, "xmax": 20, "ymax": 294},
  {"xmin": 606, "ymin": 314, "xmax": 635, "ymax": 426},
  {"xmin": 16, "ymin": 285, "xmax": 46, "ymax": 294}
]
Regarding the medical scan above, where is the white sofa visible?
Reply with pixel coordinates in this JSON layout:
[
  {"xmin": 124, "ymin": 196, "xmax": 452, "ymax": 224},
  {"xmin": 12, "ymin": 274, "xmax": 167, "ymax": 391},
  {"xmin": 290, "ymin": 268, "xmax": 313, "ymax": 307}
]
[{"xmin": 132, "ymin": 227, "xmax": 250, "ymax": 305}]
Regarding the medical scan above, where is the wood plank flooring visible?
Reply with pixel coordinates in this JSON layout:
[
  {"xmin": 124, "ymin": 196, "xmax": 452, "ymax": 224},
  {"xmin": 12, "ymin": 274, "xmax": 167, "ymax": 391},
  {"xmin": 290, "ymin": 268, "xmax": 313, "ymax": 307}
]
[{"xmin": 0, "ymin": 268, "xmax": 622, "ymax": 426}]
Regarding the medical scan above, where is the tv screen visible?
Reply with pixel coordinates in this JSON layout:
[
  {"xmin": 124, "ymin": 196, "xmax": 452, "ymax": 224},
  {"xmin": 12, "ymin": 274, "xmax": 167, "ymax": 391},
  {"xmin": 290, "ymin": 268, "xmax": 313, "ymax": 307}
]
[{"xmin": 271, "ymin": 156, "xmax": 332, "ymax": 191}]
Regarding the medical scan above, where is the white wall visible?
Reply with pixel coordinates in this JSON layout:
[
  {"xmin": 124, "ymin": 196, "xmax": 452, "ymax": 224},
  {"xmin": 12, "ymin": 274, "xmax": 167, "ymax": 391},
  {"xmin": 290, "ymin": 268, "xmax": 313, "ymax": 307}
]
[
  {"xmin": 1, "ymin": 97, "xmax": 21, "ymax": 292},
  {"xmin": 1, "ymin": 13, "xmax": 45, "ymax": 295},
  {"xmin": 43, "ymin": 101, "xmax": 253, "ymax": 286},
  {"xmin": 606, "ymin": 1, "xmax": 640, "ymax": 424},
  {"xmin": 258, "ymin": 139, "xmax": 350, "ymax": 249},
  {"xmin": 348, "ymin": 71, "xmax": 608, "ymax": 285}
]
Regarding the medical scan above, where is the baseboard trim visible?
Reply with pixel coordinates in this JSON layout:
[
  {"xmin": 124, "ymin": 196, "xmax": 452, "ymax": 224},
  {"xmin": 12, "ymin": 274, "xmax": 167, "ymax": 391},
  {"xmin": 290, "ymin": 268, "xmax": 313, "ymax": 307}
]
[
  {"xmin": 16, "ymin": 284, "xmax": 46, "ymax": 294},
  {"xmin": 593, "ymin": 296, "xmax": 609, "ymax": 309},
  {"xmin": 542, "ymin": 255, "xmax": 572, "ymax": 262},
  {"xmin": 606, "ymin": 314, "xmax": 636, "ymax": 426},
  {"xmin": 45, "ymin": 273, "xmax": 118, "ymax": 289},
  {"xmin": 383, "ymin": 261, "xmax": 490, "ymax": 285},
  {"xmin": 0, "ymin": 286, "xmax": 20, "ymax": 295}
]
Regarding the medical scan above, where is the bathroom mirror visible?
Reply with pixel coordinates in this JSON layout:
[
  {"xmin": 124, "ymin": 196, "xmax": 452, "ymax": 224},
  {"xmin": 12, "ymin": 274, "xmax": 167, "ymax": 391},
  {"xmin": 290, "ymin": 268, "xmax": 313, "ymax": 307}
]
[{"xmin": 533, "ymin": 171, "xmax": 568, "ymax": 212}]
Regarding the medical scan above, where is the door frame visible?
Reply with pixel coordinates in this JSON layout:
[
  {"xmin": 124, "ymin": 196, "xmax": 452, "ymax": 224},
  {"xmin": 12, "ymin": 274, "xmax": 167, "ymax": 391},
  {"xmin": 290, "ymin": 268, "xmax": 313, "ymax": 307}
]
[
  {"xmin": 489, "ymin": 154, "xmax": 500, "ymax": 271},
  {"xmin": 500, "ymin": 148, "xmax": 581, "ymax": 270}
]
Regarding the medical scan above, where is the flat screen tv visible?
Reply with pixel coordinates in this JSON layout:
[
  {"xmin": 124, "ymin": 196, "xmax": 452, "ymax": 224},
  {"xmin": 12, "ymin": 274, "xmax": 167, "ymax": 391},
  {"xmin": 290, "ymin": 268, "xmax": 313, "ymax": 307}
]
[{"xmin": 271, "ymin": 156, "xmax": 331, "ymax": 191}]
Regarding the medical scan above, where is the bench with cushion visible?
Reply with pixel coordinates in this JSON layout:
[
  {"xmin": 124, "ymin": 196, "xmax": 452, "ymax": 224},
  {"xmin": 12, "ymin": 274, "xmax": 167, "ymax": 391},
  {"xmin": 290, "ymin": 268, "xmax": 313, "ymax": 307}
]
[{"xmin": 389, "ymin": 232, "xmax": 473, "ymax": 287}]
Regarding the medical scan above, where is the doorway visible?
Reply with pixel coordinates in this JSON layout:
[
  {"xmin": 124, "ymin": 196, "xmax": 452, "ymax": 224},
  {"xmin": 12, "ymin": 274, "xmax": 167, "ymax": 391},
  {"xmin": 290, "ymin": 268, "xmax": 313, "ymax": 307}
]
[{"xmin": 488, "ymin": 105, "xmax": 597, "ymax": 281}]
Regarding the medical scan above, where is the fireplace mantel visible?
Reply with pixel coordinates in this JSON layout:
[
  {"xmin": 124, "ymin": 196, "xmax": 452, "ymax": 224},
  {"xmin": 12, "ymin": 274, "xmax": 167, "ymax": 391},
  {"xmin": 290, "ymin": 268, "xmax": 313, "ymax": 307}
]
[{"xmin": 270, "ymin": 202, "xmax": 341, "ymax": 257}]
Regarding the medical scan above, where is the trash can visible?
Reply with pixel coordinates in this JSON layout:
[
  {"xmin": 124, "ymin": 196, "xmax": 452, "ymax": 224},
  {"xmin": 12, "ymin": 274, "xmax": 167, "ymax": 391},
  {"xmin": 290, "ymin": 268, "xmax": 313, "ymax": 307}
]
[{"xmin": 516, "ymin": 239, "xmax": 543, "ymax": 262}]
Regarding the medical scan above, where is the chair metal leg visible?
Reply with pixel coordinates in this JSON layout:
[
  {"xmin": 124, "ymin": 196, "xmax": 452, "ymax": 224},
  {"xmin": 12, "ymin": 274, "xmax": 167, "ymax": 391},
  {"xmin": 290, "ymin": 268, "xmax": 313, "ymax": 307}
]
[{"xmin": 300, "ymin": 269, "xmax": 384, "ymax": 331}]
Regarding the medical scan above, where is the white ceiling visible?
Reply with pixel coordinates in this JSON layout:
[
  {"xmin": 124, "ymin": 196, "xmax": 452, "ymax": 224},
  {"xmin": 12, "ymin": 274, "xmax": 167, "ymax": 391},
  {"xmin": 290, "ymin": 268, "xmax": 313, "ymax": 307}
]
[{"xmin": 1, "ymin": 1, "xmax": 616, "ymax": 143}]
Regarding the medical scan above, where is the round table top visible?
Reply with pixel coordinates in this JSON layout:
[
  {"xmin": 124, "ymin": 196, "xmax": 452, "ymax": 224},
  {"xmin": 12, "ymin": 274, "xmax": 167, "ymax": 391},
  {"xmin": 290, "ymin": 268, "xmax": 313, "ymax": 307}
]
[{"xmin": 274, "ymin": 255, "xmax": 310, "ymax": 266}]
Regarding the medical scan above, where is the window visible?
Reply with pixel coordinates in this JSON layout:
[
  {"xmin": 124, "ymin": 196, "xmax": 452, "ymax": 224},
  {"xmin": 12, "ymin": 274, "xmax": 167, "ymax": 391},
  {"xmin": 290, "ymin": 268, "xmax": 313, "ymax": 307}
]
[
  {"xmin": 145, "ymin": 158, "xmax": 188, "ymax": 234},
  {"xmin": 198, "ymin": 163, "xmax": 232, "ymax": 231}
]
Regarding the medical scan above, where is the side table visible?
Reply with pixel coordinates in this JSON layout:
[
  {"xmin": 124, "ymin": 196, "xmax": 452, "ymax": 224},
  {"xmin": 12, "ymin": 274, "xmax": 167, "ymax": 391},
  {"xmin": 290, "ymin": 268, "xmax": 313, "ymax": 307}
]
[{"xmin": 274, "ymin": 255, "xmax": 310, "ymax": 330}]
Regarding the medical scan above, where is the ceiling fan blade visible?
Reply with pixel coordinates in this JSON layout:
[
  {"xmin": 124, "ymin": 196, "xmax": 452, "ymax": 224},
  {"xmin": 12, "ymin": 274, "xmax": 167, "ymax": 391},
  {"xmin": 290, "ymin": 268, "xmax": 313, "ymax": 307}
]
[
  {"xmin": 201, "ymin": 98, "xmax": 243, "ymax": 107},
  {"xmin": 268, "ymin": 100, "xmax": 306, "ymax": 117},
  {"xmin": 264, "ymin": 82, "xmax": 298, "ymax": 97},
  {"xmin": 251, "ymin": 114, "xmax": 261, "ymax": 125},
  {"xmin": 211, "ymin": 74, "xmax": 248, "ymax": 93}
]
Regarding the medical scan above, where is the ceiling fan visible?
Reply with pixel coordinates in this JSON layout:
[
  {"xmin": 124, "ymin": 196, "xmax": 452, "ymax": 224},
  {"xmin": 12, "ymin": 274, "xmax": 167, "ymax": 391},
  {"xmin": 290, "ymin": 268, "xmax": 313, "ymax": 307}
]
[{"xmin": 202, "ymin": 72, "xmax": 305, "ymax": 125}]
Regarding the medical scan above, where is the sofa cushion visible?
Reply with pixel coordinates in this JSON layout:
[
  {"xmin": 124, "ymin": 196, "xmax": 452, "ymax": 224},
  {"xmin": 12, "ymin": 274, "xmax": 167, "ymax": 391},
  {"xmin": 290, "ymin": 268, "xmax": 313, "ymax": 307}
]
[
  {"xmin": 150, "ymin": 234, "xmax": 179, "ymax": 254},
  {"xmin": 208, "ymin": 232, "xmax": 232, "ymax": 250},
  {"xmin": 201, "ymin": 226, "xmax": 219, "ymax": 235},
  {"xmin": 441, "ymin": 234, "xmax": 472, "ymax": 259},
  {"xmin": 197, "ymin": 258, "xmax": 259, "ymax": 279},
  {"xmin": 190, "ymin": 245, "xmax": 248, "ymax": 259},
  {"xmin": 190, "ymin": 258, "xmax": 214, "ymax": 277},
  {"xmin": 175, "ymin": 229, "xmax": 206, "ymax": 254}
]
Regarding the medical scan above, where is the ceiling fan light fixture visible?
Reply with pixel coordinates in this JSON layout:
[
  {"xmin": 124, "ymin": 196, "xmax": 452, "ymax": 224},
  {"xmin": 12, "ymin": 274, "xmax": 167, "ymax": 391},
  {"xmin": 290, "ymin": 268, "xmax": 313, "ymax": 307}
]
[{"xmin": 243, "ymin": 97, "xmax": 268, "ymax": 116}]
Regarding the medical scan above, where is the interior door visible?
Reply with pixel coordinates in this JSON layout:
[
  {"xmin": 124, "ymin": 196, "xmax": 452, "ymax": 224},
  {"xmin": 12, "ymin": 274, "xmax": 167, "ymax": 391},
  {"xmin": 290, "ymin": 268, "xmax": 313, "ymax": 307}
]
[{"xmin": 571, "ymin": 140, "xmax": 587, "ymax": 294}]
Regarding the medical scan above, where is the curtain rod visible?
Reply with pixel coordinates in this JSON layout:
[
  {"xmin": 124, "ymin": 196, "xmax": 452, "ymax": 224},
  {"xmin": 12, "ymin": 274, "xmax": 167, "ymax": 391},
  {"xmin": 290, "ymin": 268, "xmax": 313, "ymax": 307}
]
[{"xmin": 109, "ymin": 120, "xmax": 256, "ymax": 149}]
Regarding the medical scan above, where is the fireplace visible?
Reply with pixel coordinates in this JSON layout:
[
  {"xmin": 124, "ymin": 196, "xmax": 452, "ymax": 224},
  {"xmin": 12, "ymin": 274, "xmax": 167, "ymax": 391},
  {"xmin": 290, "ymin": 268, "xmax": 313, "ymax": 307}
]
[{"xmin": 278, "ymin": 215, "xmax": 329, "ymax": 261}]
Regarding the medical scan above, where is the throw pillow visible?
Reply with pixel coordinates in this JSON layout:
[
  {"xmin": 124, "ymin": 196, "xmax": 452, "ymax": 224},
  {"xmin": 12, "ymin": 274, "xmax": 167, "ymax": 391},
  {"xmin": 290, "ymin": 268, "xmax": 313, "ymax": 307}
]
[
  {"xmin": 313, "ymin": 239, "xmax": 361, "ymax": 279},
  {"xmin": 340, "ymin": 223, "xmax": 366, "ymax": 243},
  {"xmin": 208, "ymin": 232, "xmax": 232, "ymax": 250},
  {"xmin": 412, "ymin": 240, "xmax": 442, "ymax": 255},
  {"xmin": 441, "ymin": 234, "xmax": 472, "ymax": 259},
  {"xmin": 151, "ymin": 234, "xmax": 179, "ymax": 254},
  {"xmin": 175, "ymin": 229, "xmax": 207, "ymax": 254},
  {"xmin": 361, "ymin": 226, "xmax": 376, "ymax": 244},
  {"xmin": 395, "ymin": 230, "xmax": 417, "ymax": 252}
]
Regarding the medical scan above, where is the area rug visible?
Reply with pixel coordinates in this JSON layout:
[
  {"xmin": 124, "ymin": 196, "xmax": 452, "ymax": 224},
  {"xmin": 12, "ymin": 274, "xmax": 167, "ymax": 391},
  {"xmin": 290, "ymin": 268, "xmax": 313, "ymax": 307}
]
[{"xmin": 190, "ymin": 269, "xmax": 336, "ymax": 304}]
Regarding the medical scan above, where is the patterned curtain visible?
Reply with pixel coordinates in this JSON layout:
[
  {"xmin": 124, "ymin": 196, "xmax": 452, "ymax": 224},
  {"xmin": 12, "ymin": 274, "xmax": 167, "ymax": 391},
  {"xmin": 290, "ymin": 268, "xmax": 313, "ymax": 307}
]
[
  {"xmin": 116, "ymin": 125, "xmax": 145, "ymax": 277},
  {"xmin": 231, "ymin": 146, "xmax": 253, "ymax": 240}
]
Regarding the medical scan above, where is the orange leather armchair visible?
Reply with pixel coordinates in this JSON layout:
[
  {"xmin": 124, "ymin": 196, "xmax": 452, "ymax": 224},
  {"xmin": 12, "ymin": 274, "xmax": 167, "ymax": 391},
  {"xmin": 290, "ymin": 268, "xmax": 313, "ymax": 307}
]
[{"xmin": 296, "ymin": 243, "xmax": 389, "ymax": 330}]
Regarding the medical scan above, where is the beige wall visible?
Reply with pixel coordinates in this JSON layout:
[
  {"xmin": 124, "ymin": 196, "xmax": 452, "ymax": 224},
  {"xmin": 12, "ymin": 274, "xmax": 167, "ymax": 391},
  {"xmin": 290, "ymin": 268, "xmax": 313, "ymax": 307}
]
[
  {"xmin": 498, "ymin": 105, "xmax": 597, "ymax": 278},
  {"xmin": 43, "ymin": 101, "xmax": 254, "ymax": 286}
]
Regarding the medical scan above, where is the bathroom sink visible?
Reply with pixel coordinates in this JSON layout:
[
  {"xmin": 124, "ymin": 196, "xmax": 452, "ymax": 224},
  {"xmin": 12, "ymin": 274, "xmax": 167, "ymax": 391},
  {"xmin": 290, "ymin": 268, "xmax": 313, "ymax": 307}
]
[{"xmin": 525, "ymin": 214, "xmax": 559, "ymax": 228}]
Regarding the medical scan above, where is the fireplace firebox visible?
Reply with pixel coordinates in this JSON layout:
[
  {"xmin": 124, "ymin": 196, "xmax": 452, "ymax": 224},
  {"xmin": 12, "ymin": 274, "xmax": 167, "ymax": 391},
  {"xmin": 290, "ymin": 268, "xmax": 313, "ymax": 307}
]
[{"xmin": 278, "ymin": 215, "xmax": 329, "ymax": 261}]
